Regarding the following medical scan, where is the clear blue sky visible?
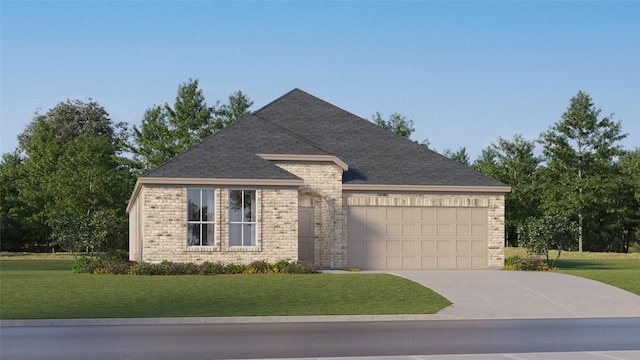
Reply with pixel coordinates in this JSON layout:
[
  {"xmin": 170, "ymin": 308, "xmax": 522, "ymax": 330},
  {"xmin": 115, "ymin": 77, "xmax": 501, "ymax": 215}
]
[{"xmin": 2, "ymin": 1, "xmax": 638, "ymax": 160}]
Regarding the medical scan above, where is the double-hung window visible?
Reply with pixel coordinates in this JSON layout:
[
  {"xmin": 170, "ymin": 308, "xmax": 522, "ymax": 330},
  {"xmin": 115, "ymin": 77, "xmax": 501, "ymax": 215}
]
[
  {"xmin": 187, "ymin": 188, "xmax": 215, "ymax": 246},
  {"xmin": 228, "ymin": 189, "xmax": 256, "ymax": 247}
]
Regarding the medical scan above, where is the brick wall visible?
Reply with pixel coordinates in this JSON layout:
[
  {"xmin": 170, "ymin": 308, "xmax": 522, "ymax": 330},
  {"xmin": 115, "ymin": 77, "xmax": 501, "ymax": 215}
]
[
  {"xmin": 272, "ymin": 162, "xmax": 345, "ymax": 268},
  {"xmin": 137, "ymin": 185, "xmax": 298, "ymax": 264}
]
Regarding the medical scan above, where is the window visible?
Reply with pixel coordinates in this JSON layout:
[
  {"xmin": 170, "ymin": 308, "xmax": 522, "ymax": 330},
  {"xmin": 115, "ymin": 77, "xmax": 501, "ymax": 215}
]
[
  {"xmin": 187, "ymin": 189, "xmax": 215, "ymax": 246},
  {"xmin": 229, "ymin": 189, "xmax": 256, "ymax": 247}
]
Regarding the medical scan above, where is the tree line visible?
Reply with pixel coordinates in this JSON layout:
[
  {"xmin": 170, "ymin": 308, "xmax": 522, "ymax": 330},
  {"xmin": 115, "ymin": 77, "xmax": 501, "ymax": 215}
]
[
  {"xmin": 1, "ymin": 83, "xmax": 638, "ymax": 255},
  {"xmin": 423, "ymin": 92, "xmax": 638, "ymax": 254}
]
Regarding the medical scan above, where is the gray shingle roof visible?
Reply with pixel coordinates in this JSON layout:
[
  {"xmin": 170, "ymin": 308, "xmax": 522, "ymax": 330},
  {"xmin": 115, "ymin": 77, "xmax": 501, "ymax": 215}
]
[{"xmin": 145, "ymin": 89, "xmax": 505, "ymax": 188}]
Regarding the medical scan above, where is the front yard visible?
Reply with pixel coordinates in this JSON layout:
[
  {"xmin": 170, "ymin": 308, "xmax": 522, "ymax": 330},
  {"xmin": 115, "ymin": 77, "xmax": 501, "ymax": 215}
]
[
  {"xmin": 0, "ymin": 259, "xmax": 451, "ymax": 320},
  {"xmin": 505, "ymin": 247, "xmax": 640, "ymax": 296}
]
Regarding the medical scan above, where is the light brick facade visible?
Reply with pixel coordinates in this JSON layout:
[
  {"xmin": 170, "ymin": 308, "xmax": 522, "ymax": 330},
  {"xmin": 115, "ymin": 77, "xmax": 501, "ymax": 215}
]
[
  {"xmin": 272, "ymin": 161, "xmax": 345, "ymax": 268},
  {"xmin": 129, "ymin": 176, "xmax": 506, "ymax": 269},
  {"xmin": 129, "ymin": 185, "xmax": 298, "ymax": 264}
]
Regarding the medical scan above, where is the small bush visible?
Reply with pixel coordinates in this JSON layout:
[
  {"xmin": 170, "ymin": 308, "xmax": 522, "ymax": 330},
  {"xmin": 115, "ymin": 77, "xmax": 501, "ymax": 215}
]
[
  {"xmin": 225, "ymin": 264, "xmax": 247, "ymax": 274},
  {"xmin": 504, "ymin": 255, "xmax": 522, "ymax": 266},
  {"xmin": 503, "ymin": 256, "xmax": 551, "ymax": 271},
  {"xmin": 340, "ymin": 265, "xmax": 361, "ymax": 272},
  {"xmin": 282, "ymin": 262, "xmax": 320, "ymax": 274},
  {"xmin": 72, "ymin": 256, "xmax": 101, "ymax": 274},
  {"xmin": 248, "ymin": 260, "xmax": 273, "ymax": 274},
  {"xmin": 200, "ymin": 261, "xmax": 225, "ymax": 275}
]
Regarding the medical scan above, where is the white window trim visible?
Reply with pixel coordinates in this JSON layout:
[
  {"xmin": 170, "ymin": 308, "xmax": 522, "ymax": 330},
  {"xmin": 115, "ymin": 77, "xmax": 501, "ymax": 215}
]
[
  {"xmin": 186, "ymin": 188, "xmax": 216, "ymax": 247},
  {"xmin": 228, "ymin": 188, "xmax": 258, "ymax": 249}
]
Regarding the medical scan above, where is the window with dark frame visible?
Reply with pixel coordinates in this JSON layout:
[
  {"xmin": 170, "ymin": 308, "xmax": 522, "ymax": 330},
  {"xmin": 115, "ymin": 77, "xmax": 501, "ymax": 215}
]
[
  {"xmin": 228, "ymin": 189, "xmax": 256, "ymax": 247},
  {"xmin": 187, "ymin": 188, "xmax": 215, "ymax": 246}
]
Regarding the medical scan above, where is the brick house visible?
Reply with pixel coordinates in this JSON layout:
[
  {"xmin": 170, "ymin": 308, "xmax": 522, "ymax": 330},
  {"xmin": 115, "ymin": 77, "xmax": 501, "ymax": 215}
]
[{"xmin": 126, "ymin": 89, "xmax": 510, "ymax": 270}]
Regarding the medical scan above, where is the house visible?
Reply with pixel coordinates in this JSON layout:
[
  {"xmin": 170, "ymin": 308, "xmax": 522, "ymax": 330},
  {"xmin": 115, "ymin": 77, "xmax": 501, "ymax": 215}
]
[{"xmin": 126, "ymin": 89, "xmax": 510, "ymax": 270}]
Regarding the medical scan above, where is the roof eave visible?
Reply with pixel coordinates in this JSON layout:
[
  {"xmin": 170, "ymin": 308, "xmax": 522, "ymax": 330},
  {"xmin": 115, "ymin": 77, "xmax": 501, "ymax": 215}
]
[{"xmin": 342, "ymin": 184, "xmax": 512, "ymax": 193}]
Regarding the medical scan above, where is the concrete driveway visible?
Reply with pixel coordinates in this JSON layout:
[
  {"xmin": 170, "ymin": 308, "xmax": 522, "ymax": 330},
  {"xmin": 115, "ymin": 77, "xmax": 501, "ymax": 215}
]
[{"xmin": 389, "ymin": 270, "xmax": 640, "ymax": 319}]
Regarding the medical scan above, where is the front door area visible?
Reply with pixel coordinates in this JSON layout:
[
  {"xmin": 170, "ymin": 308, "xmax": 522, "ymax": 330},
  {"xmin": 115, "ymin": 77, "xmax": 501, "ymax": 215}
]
[{"xmin": 298, "ymin": 207, "xmax": 315, "ymax": 264}]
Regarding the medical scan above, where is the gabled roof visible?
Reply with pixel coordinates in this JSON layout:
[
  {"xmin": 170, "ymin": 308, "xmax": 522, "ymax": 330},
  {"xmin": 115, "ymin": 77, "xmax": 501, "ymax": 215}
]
[{"xmin": 143, "ymin": 88, "xmax": 507, "ymax": 189}]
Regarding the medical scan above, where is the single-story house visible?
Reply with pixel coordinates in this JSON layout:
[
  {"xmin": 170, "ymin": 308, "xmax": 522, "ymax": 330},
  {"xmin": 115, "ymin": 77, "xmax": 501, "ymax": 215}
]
[{"xmin": 127, "ymin": 89, "xmax": 510, "ymax": 270}]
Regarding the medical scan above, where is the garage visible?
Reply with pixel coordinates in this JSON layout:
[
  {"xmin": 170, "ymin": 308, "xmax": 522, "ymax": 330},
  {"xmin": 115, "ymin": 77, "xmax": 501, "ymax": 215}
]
[{"xmin": 347, "ymin": 206, "xmax": 488, "ymax": 270}]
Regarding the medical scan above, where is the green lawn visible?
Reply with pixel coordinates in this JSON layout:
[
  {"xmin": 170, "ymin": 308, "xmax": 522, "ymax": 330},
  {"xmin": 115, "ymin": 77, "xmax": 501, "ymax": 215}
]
[
  {"xmin": 0, "ymin": 259, "xmax": 451, "ymax": 320},
  {"xmin": 555, "ymin": 259, "xmax": 640, "ymax": 296},
  {"xmin": 504, "ymin": 247, "xmax": 640, "ymax": 296}
]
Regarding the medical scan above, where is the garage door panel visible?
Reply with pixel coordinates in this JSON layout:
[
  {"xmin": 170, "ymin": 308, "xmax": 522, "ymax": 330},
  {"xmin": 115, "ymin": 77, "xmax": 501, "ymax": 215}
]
[
  {"xmin": 402, "ymin": 208, "xmax": 417, "ymax": 221},
  {"xmin": 402, "ymin": 256, "xmax": 416, "ymax": 269},
  {"xmin": 402, "ymin": 240, "xmax": 415, "ymax": 253},
  {"xmin": 386, "ymin": 224, "xmax": 401, "ymax": 236},
  {"xmin": 421, "ymin": 240, "xmax": 435, "ymax": 252},
  {"xmin": 402, "ymin": 224, "xmax": 415, "ymax": 236},
  {"xmin": 456, "ymin": 208, "xmax": 471, "ymax": 221},
  {"xmin": 456, "ymin": 256, "xmax": 470, "ymax": 269},
  {"xmin": 472, "ymin": 256, "xmax": 485, "ymax": 269},
  {"xmin": 386, "ymin": 256, "xmax": 401, "ymax": 269},
  {"xmin": 436, "ymin": 224, "xmax": 450, "ymax": 237},
  {"xmin": 368, "ymin": 239, "xmax": 382, "ymax": 253},
  {"xmin": 386, "ymin": 208, "xmax": 402, "ymax": 221},
  {"xmin": 456, "ymin": 224, "xmax": 470, "ymax": 237},
  {"xmin": 386, "ymin": 240, "xmax": 401, "ymax": 252},
  {"xmin": 421, "ymin": 256, "xmax": 436, "ymax": 269},
  {"xmin": 471, "ymin": 240, "xmax": 485, "ymax": 253},
  {"xmin": 348, "ymin": 206, "xmax": 487, "ymax": 270},
  {"xmin": 471, "ymin": 208, "xmax": 486, "ymax": 221},
  {"xmin": 471, "ymin": 224, "xmax": 486, "ymax": 238},
  {"xmin": 436, "ymin": 240, "xmax": 450, "ymax": 253},
  {"xmin": 421, "ymin": 224, "xmax": 435, "ymax": 237},
  {"xmin": 436, "ymin": 208, "xmax": 451, "ymax": 221},
  {"xmin": 437, "ymin": 256, "xmax": 451, "ymax": 269},
  {"xmin": 456, "ymin": 240, "xmax": 470, "ymax": 252},
  {"xmin": 421, "ymin": 208, "xmax": 436, "ymax": 221}
]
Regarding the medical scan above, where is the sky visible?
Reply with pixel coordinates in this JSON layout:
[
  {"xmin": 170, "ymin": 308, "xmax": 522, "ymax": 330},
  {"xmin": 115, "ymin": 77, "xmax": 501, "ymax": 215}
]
[{"xmin": 1, "ymin": 1, "xmax": 639, "ymax": 161}]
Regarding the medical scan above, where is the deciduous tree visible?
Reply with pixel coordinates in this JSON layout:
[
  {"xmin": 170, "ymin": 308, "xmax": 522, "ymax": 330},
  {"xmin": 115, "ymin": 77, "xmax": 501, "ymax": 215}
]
[
  {"xmin": 538, "ymin": 91, "xmax": 627, "ymax": 251},
  {"xmin": 472, "ymin": 135, "xmax": 541, "ymax": 246},
  {"xmin": 372, "ymin": 112, "xmax": 415, "ymax": 139},
  {"xmin": 130, "ymin": 79, "xmax": 252, "ymax": 172}
]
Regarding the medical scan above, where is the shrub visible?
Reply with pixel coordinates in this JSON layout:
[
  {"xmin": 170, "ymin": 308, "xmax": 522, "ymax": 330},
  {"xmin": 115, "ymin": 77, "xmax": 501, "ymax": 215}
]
[
  {"xmin": 225, "ymin": 264, "xmax": 247, "ymax": 274},
  {"xmin": 282, "ymin": 262, "xmax": 320, "ymax": 274},
  {"xmin": 504, "ymin": 255, "xmax": 522, "ymax": 266},
  {"xmin": 274, "ymin": 260, "xmax": 291, "ymax": 273},
  {"xmin": 130, "ymin": 262, "xmax": 158, "ymax": 275},
  {"xmin": 77, "ymin": 259, "xmax": 321, "ymax": 275},
  {"xmin": 248, "ymin": 260, "xmax": 273, "ymax": 274},
  {"xmin": 340, "ymin": 265, "xmax": 361, "ymax": 272},
  {"xmin": 72, "ymin": 256, "xmax": 101, "ymax": 274},
  {"xmin": 200, "ymin": 261, "xmax": 225, "ymax": 275},
  {"xmin": 503, "ymin": 256, "xmax": 551, "ymax": 271}
]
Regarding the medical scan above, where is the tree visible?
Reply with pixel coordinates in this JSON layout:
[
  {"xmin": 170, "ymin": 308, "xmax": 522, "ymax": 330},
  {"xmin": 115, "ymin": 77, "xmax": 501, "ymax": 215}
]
[
  {"xmin": 18, "ymin": 99, "xmax": 127, "ymax": 153},
  {"xmin": 517, "ymin": 214, "xmax": 578, "ymax": 268},
  {"xmin": 217, "ymin": 90, "xmax": 254, "ymax": 128},
  {"xmin": 538, "ymin": 91, "xmax": 627, "ymax": 252},
  {"xmin": 130, "ymin": 79, "xmax": 253, "ymax": 171},
  {"xmin": 372, "ymin": 112, "xmax": 415, "ymax": 139},
  {"xmin": 15, "ymin": 99, "xmax": 133, "ymax": 254},
  {"xmin": 472, "ymin": 135, "xmax": 541, "ymax": 246},
  {"xmin": 442, "ymin": 147, "xmax": 470, "ymax": 165},
  {"xmin": 0, "ymin": 152, "xmax": 39, "ymax": 251}
]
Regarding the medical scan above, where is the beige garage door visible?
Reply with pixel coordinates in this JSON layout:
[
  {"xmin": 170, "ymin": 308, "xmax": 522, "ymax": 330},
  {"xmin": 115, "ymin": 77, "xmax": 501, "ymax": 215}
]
[{"xmin": 347, "ymin": 206, "xmax": 488, "ymax": 270}]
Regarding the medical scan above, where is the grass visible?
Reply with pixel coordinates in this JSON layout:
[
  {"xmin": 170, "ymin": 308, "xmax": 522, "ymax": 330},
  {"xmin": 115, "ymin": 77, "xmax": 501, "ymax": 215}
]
[
  {"xmin": 505, "ymin": 247, "xmax": 640, "ymax": 296},
  {"xmin": 0, "ymin": 258, "xmax": 451, "ymax": 320}
]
